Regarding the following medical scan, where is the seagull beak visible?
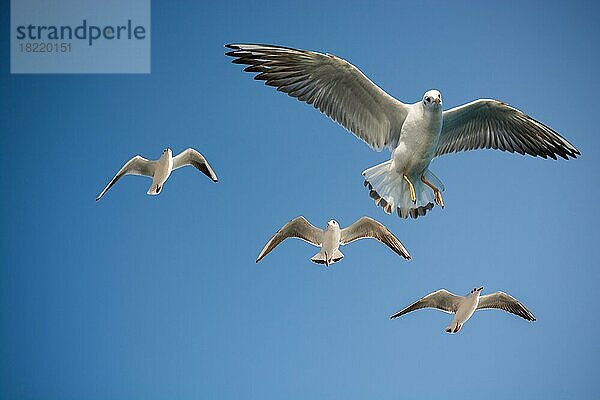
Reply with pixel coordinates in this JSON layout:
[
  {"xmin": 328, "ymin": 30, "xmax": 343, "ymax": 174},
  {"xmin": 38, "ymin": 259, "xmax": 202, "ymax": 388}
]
[
  {"xmin": 478, "ymin": 287, "xmax": 484, "ymax": 291},
  {"xmin": 433, "ymin": 98, "xmax": 441, "ymax": 105}
]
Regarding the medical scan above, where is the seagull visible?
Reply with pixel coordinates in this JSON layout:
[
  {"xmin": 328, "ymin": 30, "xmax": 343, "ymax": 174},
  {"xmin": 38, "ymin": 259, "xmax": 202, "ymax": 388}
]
[
  {"xmin": 256, "ymin": 216, "xmax": 411, "ymax": 265},
  {"xmin": 390, "ymin": 287, "xmax": 536, "ymax": 334},
  {"xmin": 226, "ymin": 43, "xmax": 580, "ymax": 219},
  {"xmin": 96, "ymin": 148, "xmax": 218, "ymax": 201}
]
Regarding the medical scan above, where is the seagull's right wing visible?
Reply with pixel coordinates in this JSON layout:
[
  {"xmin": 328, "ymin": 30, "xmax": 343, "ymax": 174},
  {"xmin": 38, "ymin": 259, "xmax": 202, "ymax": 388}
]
[
  {"xmin": 477, "ymin": 292, "xmax": 536, "ymax": 321},
  {"xmin": 390, "ymin": 289, "xmax": 462, "ymax": 319},
  {"xmin": 96, "ymin": 156, "xmax": 156, "ymax": 201},
  {"xmin": 256, "ymin": 216, "xmax": 323, "ymax": 263},
  {"xmin": 226, "ymin": 44, "xmax": 409, "ymax": 151}
]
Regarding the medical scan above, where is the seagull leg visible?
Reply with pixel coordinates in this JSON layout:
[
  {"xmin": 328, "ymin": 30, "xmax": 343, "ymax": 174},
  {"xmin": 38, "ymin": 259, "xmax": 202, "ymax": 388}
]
[
  {"xmin": 420, "ymin": 174, "xmax": 444, "ymax": 208},
  {"xmin": 402, "ymin": 175, "xmax": 416, "ymax": 204}
]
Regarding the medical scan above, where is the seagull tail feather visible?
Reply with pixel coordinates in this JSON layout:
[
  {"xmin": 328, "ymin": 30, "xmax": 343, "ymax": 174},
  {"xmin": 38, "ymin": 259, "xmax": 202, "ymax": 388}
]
[
  {"xmin": 310, "ymin": 249, "xmax": 344, "ymax": 265},
  {"xmin": 147, "ymin": 183, "xmax": 162, "ymax": 195},
  {"xmin": 362, "ymin": 162, "xmax": 439, "ymax": 219}
]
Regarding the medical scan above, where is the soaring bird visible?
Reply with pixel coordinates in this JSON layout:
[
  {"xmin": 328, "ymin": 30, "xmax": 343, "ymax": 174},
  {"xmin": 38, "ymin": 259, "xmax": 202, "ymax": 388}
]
[
  {"xmin": 256, "ymin": 216, "xmax": 411, "ymax": 266},
  {"xmin": 96, "ymin": 148, "xmax": 218, "ymax": 200},
  {"xmin": 226, "ymin": 44, "xmax": 580, "ymax": 219},
  {"xmin": 390, "ymin": 287, "xmax": 536, "ymax": 334}
]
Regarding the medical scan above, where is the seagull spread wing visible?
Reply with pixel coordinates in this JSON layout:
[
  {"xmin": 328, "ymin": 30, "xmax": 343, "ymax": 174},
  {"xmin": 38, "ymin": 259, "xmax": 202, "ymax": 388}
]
[
  {"xmin": 435, "ymin": 99, "xmax": 580, "ymax": 160},
  {"xmin": 390, "ymin": 289, "xmax": 462, "ymax": 319},
  {"xmin": 477, "ymin": 291, "xmax": 536, "ymax": 321},
  {"xmin": 226, "ymin": 44, "xmax": 409, "ymax": 151},
  {"xmin": 340, "ymin": 216, "xmax": 411, "ymax": 260},
  {"xmin": 173, "ymin": 148, "xmax": 218, "ymax": 182},
  {"xmin": 96, "ymin": 156, "xmax": 156, "ymax": 201},
  {"xmin": 256, "ymin": 216, "xmax": 324, "ymax": 263}
]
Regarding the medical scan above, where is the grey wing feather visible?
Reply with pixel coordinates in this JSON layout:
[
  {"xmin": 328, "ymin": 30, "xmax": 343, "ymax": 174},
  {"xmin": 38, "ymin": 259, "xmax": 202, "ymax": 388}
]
[
  {"xmin": 340, "ymin": 216, "xmax": 411, "ymax": 260},
  {"xmin": 96, "ymin": 156, "xmax": 155, "ymax": 201},
  {"xmin": 256, "ymin": 216, "xmax": 324, "ymax": 263},
  {"xmin": 226, "ymin": 44, "xmax": 409, "ymax": 151},
  {"xmin": 477, "ymin": 292, "xmax": 536, "ymax": 321},
  {"xmin": 436, "ymin": 99, "xmax": 580, "ymax": 160},
  {"xmin": 172, "ymin": 148, "xmax": 218, "ymax": 182},
  {"xmin": 390, "ymin": 289, "xmax": 462, "ymax": 319}
]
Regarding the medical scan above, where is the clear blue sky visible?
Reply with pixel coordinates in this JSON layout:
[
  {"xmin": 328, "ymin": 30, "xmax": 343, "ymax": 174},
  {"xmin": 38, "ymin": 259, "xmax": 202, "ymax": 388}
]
[{"xmin": 1, "ymin": 1, "xmax": 599, "ymax": 398}]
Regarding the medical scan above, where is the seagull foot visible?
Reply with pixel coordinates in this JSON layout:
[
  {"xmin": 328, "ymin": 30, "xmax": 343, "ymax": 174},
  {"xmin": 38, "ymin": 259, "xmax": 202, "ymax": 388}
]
[
  {"xmin": 403, "ymin": 174, "xmax": 416, "ymax": 204},
  {"xmin": 420, "ymin": 174, "xmax": 444, "ymax": 209},
  {"xmin": 434, "ymin": 190, "xmax": 444, "ymax": 209}
]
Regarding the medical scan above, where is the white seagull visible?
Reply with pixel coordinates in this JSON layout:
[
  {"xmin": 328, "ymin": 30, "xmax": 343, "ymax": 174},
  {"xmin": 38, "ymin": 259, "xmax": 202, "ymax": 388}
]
[
  {"xmin": 390, "ymin": 287, "xmax": 536, "ymax": 334},
  {"xmin": 256, "ymin": 216, "xmax": 411, "ymax": 265},
  {"xmin": 96, "ymin": 148, "xmax": 218, "ymax": 201},
  {"xmin": 226, "ymin": 44, "xmax": 580, "ymax": 219}
]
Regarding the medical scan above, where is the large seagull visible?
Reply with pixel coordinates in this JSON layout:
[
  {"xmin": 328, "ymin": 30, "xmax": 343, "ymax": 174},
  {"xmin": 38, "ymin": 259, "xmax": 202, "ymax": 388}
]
[{"xmin": 226, "ymin": 44, "xmax": 580, "ymax": 219}]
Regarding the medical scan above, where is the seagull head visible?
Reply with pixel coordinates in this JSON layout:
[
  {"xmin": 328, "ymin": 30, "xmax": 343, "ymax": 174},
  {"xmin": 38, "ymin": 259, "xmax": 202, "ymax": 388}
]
[
  {"xmin": 327, "ymin": 220, "xmax": 339, "ymax": 228},
  {"xmin": 422, "ymin": 90, "xmax": 442, "ymax": 109},
  {"xmin": 471, "ymin": 287, "xmax": 484, "ymax": 294},
  {"xmin": 162, "ymin": 147, "xmax": 172, "ymax": 156}
]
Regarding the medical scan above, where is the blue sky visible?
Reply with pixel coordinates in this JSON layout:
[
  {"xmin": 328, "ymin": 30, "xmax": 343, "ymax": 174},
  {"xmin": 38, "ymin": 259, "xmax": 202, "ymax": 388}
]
[{"xmin": 1, "ymin": 0, "xmax": 599, "ymax": 398}]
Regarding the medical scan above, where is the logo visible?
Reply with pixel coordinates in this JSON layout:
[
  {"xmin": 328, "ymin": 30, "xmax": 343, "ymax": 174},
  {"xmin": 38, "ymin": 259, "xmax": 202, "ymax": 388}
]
[
  {"xmin": 15, "ymin": 20, "xmax": 147, "ymax": 47},
  {"xmin": 11, "ymin": 0, "xmax": 151, "ymax": 74}
]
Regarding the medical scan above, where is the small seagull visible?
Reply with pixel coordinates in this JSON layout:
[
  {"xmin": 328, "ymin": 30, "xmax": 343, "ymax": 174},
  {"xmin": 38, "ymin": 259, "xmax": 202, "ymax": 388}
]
[
  {"xmin": 256, "ymin": 216, "xmax": 411, "ymax": 265},
  {"xmin": 226, "ymin": 44, "xmax": 579, "ymax": 219},
  {"xmin": 96, "ymin": 148, "xmax": 218, "ymax": 201},
  {"xmin": 390, "ymin": 287, "xmax": 536, "ymax": 334}
]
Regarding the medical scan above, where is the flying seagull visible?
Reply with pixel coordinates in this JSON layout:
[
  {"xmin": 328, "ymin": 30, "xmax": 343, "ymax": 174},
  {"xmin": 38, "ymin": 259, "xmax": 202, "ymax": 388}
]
[
  {"xmin": 256, "ymin": 216, "xmax": 411, "ymax": 265},
  {"xmin": 96, "ymin": 148, "xmax": 218, "ymax": 201},
  {"xmin": 390, "ymin": 287, "xmax": 536, "ymax": 334},
  {"xmin": 226, "ymin": 43, "xmax": 580, "ymax": 219}
]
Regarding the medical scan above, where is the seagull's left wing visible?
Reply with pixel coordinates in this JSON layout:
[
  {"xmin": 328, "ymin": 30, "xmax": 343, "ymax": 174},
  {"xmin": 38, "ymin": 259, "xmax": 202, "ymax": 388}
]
[
  {"xmin": 390, "ymin": 289, "xmax": 462, "ymax": 319},
  {"xmin": 435, "ymin": 99, "xmax": 580, "ymax": 160},
  {"xmin": 340, "ymin": 216, "xmax": 411, "ymax": 260},
  {"xmin": 96, "ymin": 155, "xmax": 155, "ymax": 201},
  {"xmin": 256, "ymin": 216, "xmax": 323, "ymax": 263},
  {"xmin": 477, "ymin": 291, "xmax": 536, "ymax": 321},
  {"xmin": 173, "ymin": 148, "xmax": 218, "ymax": 182},
  {"xmin": 226, "ymin": 44, "xmax": 409, "ymax": 151}
]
